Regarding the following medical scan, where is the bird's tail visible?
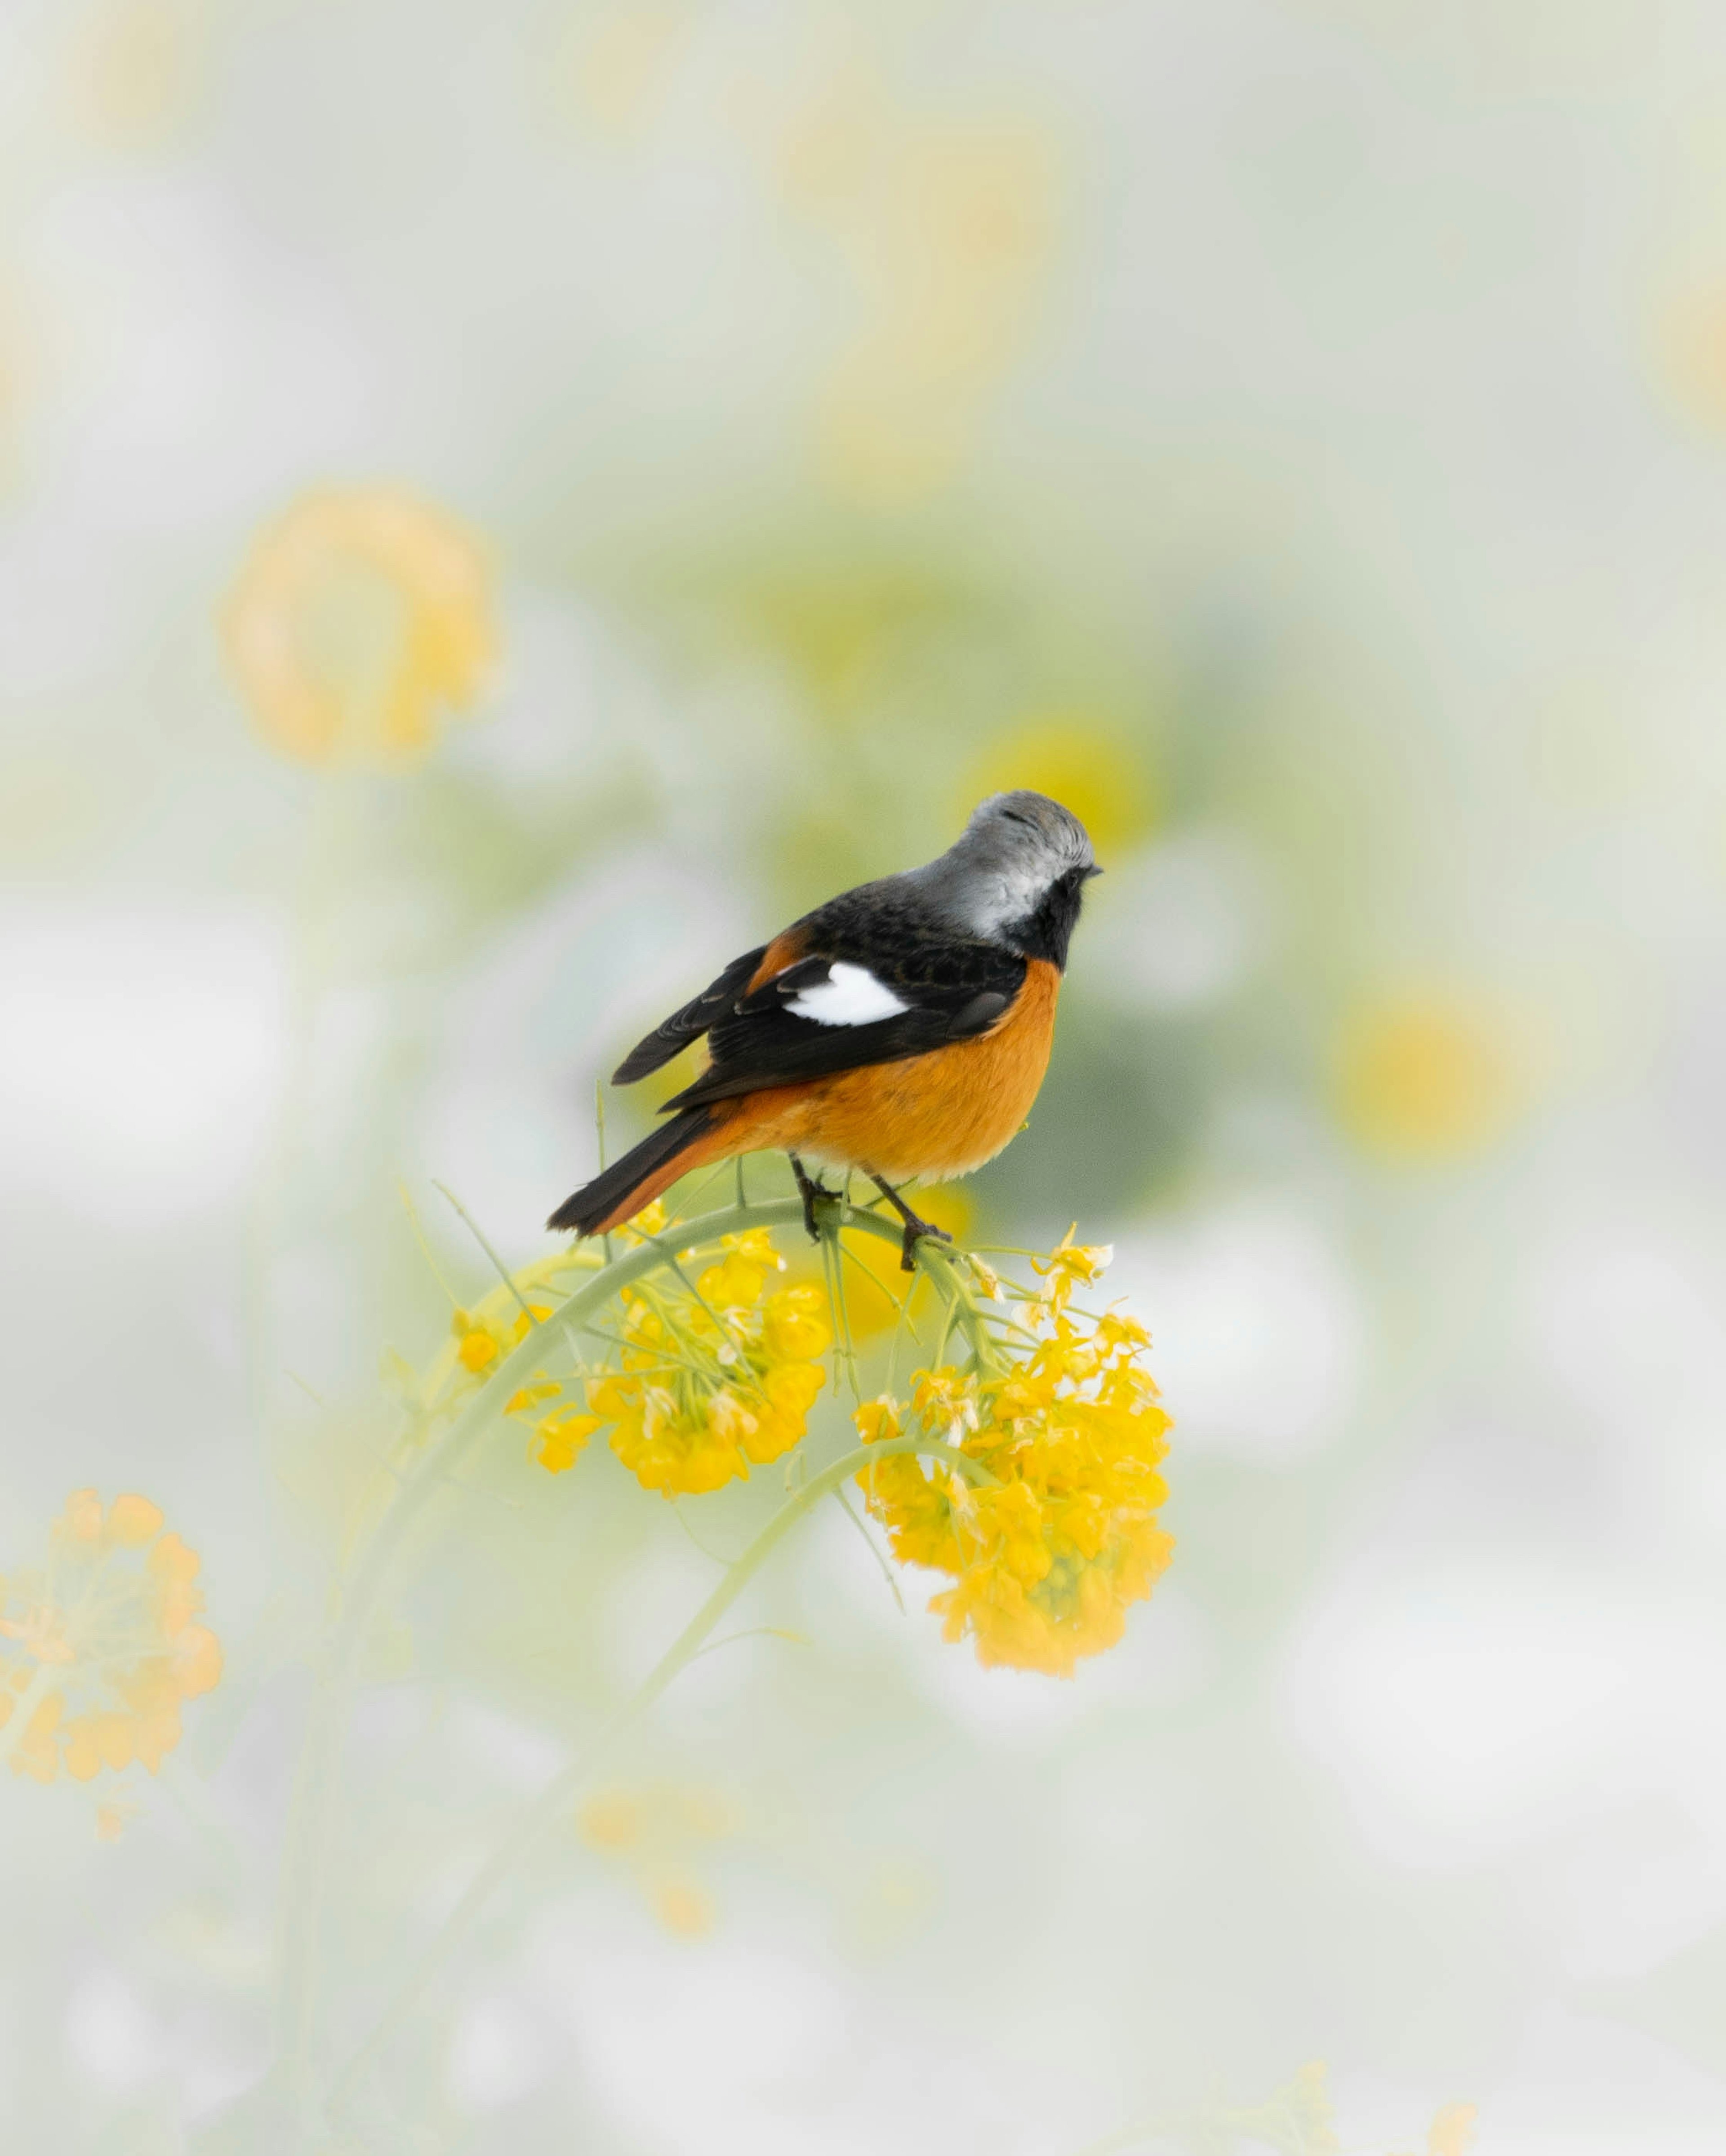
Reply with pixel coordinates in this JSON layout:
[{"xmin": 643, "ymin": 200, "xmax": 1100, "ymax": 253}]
[{"xmin": 546, "ymin": 1107, "xmax": 723, "ymax": 1237}]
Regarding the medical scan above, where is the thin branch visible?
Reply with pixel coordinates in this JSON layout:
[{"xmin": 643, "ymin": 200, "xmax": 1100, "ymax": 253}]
[
  {"xmin": 670, "ymin": 1500, "xmax": 738, "ymax": 1567},
  {"xmin": 832, "ymin": 1485, "xmax": 905, "ymax": 1614},
  {"xmin": 433, "ymin": 1182, "xmax": 536, "ymax": 1326},
  {"xmin": 323, "ymin": 1427, "xmax": 992, "ymax": 2119},
  {"xmin": 395, "ymin": 1180, "xmax": 462, "ymax": 1307},
  {"xmin": 687, "ymin": 1625, "xmax": 809, "ymax": 1664}
]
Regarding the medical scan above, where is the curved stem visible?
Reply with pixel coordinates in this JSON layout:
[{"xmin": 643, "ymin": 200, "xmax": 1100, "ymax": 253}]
[
  {"xmin": 275, "ymin": 1196, "xmax": 984, "ymax": 2099},
  {"xmin": 325, "ymin": 1430, "xmax": 989, "ymax": 2121}
]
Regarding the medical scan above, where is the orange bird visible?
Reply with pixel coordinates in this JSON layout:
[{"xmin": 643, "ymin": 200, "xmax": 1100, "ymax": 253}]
[{"xmin": 547, "ymin": 791, "xmax": 1099, "ymax": 1267}]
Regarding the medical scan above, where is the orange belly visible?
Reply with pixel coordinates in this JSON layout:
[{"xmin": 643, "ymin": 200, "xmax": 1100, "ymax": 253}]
[{"xmin": 716, "ymin": 958, "xmax": 1060, "ymax": 1181}]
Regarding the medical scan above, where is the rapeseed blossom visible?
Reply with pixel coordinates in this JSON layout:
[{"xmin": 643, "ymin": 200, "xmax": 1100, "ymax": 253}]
[
  {"xmin": 223, "ymin": 488, "xmax": 494, "ymax": 766},
  {"xmin": 1333, "ymin": 988, "xmax": 1515, "ymax": 1160},
  {"xmin": 578, "ymin": 1782, "xmax": 738, "ymax": 1938},
  {"xmin": 391, "ymin": 1243, "xmax": 606, "ymax": 1474},
  {"xmin": 0, "ymin": 1490, "xmax": 222, "ymax": 1786},
  {"xmin": 855, "ymin": 1254, "xmax": 1172, "ymax": 1676},
  {"xmin": 586, "ymin": 1227, "xmax": 832, "ymax": 1495},
  {"xmin": 396, "ymin": 1191, "xmax": 1166, "ymax": 1670}
]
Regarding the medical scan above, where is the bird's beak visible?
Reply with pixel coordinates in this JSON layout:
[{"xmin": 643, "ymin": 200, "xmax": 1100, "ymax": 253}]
[{"xmin": 1083, "ymin": 863, "xmax": 1103, "ymax": 880}]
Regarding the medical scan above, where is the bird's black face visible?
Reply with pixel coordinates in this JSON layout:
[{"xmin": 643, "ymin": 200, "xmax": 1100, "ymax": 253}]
[{"xmin": 1001, "ymin": 862, "xmax": 1099, "ymax": 969}]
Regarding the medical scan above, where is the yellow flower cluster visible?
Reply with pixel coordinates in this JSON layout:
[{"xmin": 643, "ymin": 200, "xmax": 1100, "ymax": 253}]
[
  {"xmin": 0, "ymin": 1490, "xmax": 222, "ymax": 1785},
  {"xmin": 390, "ymin": 1244, "xmax": 605, "ymax": 1476},
  {"xmin": 1114, "ymin": 2060, "xmax": 1475, "ymax": 2156},
  {"xmin": 585, "ymin": 1226, "xmax": 832, "ymax": 1496},
  {"xmin": 223, "ymin": 487, "xmax": 494, "ymax": 767},
  {"xmin": 857, "ymin": 1239, "xmax": 1172, "ymax": 1676},
  {"xmin": 578, "ymin": 1781, "xmax": 738, "ymax": 1938}
]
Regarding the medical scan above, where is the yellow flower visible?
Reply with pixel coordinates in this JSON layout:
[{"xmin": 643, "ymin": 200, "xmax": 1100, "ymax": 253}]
[
  {"xmin": 1333, "ymin": 990, "xmax": 1516, "ymax": 1160},
  {"xmin": 762, "ymin": 1281, "xmax": 829, "ymax": 1360},
  {"xmin": 1226, "ymin": 2060, "xmax": 1341, "ymax": 2156},
  {"xmin": 961, "ymin": 713, "xmax": 1160, "ymax": 857},
  {"xmin": 222, "ymin": 487, "xmax": 494, "ymax": 767},
  {"xmin": 583, "ymin": 1232, "xmax": 832, "ymax": 1497},
  {"xmin": 651, "ymin": 1877, "xmax": 715, "ymax": 1938},
  {"xmin": 618, "ymin": 1199, "xmax": 671, "ymax": 1245},
  {"xmin": 909, "ymin": 1365, "xmax": 981, "ymax": 1440},
  {"xmin": 95, "ymin": 1799, "xmax": 135, "ymax": 1842},
  {"xmin": 0, "ymin": 1491, "xmax": 223, "ymax": 1787},
  {"xmin": 1030, "ymin": 1226, "xmax": 1114, "ymax": 1312},
  {"xmin": 1652, "ymin": 281, "xmax": 1726, "ymax": 432},
  {"xmin": 72, "ymin": 0, "xmax": 208, "ymax": 153},
  {"xmin": 431, "ymin": 1299, "xmax": 557, "ymax": 1410},
  {"xmin": 813, "ymin": 124, "xmax": 1058, "ymax": 507},
  {"xmin": 104, "ymin": 1494, "xmax": 164, "ymax": 1548},
  {"xmin": 578, "ymin": 1782, "xmax": 736, "ymax": 1937},
  {"xmin": 534, "ymin": 1408, "xmax": 602, "ymax": 1475},
  {"xmin": 458, "ymin": 1328, "xmax": 498, "ymax": 1373},
  {"xmin": 578, "ymin": 1790, "xmax": 643, "ymax": 1851},
  {"xmin": 857, "ymin": 1245, "xmax": 1173, "ymax": 1677},
  {"xmin": 1394, "ymin": 2102, "xmax": 1477, "ymax": 2156}
]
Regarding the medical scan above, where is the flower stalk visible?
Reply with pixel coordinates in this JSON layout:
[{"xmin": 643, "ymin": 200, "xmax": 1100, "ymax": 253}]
[
  {"xmin": 324, "ymin": 1427, "xmax": 993, "ymax": 2121},
  {"xmin": 274, "ymin": 1194, "xmax": 991, "ymax": 2108}
]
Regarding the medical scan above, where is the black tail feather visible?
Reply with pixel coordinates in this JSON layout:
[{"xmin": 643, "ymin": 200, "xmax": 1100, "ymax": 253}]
[{"xmin": 546, "ymin": 1108, "xmax": 716, "ymax": 1236}]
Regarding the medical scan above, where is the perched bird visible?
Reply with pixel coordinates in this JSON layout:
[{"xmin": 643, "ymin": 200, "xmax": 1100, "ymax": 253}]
[{"xmin": 547, "ymin": 791, "xmax": 1099, "ymax": 1266}]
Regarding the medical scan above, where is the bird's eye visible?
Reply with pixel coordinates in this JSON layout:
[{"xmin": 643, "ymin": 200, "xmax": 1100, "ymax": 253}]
[{"xmin": 1001, "ymin": 809, "xmax": 1033, "ymax": 829}]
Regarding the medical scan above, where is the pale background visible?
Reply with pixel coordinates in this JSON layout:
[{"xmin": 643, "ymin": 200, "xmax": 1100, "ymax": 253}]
[{"xmin": 3, "ymin": 1, "xmax": 1726, "ymax": 2150}]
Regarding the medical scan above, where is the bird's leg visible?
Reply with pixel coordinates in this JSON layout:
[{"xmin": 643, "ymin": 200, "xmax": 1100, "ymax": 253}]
[
  {"xmin": 866, "ymin": 1173, "xmax": 952, "ymax": 1272},
  {"xmin": 788, "ymin": 1153, "xmax": 838, "ymax": 1243}
]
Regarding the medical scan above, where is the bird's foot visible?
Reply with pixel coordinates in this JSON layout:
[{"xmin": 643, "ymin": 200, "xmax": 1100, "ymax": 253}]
[
  {"xmin": 866, "ymin": 1173, "xmax": 952, "ymax": 1271},
  {"xmin": 788, "ymin": 1154, "xmax": 840, "ymax": 1242},
  {"xmin": 897, "ymin": 1213, "xmax": 952, "ymax": 1272}
]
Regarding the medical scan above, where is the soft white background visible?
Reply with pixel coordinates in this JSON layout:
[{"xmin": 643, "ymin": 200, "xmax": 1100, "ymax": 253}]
[{"xmin": 3, "ymin": 1, "xmax": 1726, "ymax": 2149}]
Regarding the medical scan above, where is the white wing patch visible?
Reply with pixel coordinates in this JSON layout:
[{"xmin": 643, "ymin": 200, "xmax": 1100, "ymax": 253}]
[{"xmin": 784, "ymin": 961, "xmax": 911, "ymax": 1027}]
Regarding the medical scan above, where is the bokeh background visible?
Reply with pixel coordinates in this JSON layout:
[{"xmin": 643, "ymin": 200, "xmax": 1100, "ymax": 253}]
[{"xmin": 4, "ymin": 0, "xmax": 1726, "ymax": 2149}]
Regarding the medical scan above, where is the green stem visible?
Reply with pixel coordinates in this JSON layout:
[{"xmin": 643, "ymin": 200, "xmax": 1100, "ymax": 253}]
[
  {"xmin": 325, "ymin": 1430, "xmax": 988, "ymax": 2121},
  {"xmin": 274, "ymin": 1196, "xmax": 983, "ymax": 2102}
]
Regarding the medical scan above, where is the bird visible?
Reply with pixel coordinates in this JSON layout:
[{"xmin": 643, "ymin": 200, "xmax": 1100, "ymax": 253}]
[{"xmin": 547, "ymin": 790, "xmax": 1100, "ymax": 1268}]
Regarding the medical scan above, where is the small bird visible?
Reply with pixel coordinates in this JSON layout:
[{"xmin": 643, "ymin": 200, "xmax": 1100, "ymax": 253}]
[{"xmin": 547, "ymin": 791, "xmax": 1099, "ymax": 1267}]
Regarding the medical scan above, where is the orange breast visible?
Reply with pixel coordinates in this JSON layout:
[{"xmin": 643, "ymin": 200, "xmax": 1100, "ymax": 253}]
[{"xmin": 721, "ymin": 959, "xmax": 1061, "ymax": 1182}]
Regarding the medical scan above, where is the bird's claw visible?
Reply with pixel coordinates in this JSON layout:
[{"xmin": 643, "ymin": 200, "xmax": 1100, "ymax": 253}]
[
  {"xmin": 898, "ymin": 1217, "xmax": 952, "ymax": 1271},
  {"xmin": 788, "ymin": 1155, "xmax": 839, "ymax": 1243}
]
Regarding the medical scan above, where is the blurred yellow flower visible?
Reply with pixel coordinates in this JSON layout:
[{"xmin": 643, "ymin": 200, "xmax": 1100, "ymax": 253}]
[
  {"xmin": 1392, "ymin": 2100, "xmax": 1478, "ymax": 2156},
  {"xmin": 578, "ymin": 1782, "xmax": 736, "ymax": 1937},
  {"xmin": 1651, "ymin": 282, "xmax": 1726, "ymax": 431},
  {"xmin": 533, "ymin": 1407, "xmax": 603, "ymax": 1476},
  {"xmin": 71, "ymin": 0, "xmax": 209, "ymax": 151},
  {"xmin": 857, "ymin": 1248, "xmax": 1173, "ymax": 1676},
  {"xmin": 650, "ymin": 1877, "xmax": 714, "ymax": 1937},
  {"xmin": 95, "ymin": 1799, "xmax": 137, "ymax": 1842},
  {"xmin": 223, "ymin": 488, "xmax": 494, "ymax": 767},
  {"xmin": 776, "ymin": 59, "xmax": 883, "ymax": 210},
  {"xmin": 813, "ymin": 124, "xmax": 1059, "ymax": 506},
  {"xmin": 1334, "ymin": 989, "xmax": 1517, "ymax": 1160},
  {"xmin": 963, "ymin": 714, "xmax": 1160, "ymax": 857},
  {"xmin": 0, "ymin": 1490, "xmax": 222, "ymax": 1787},
  {"xmin": 1224, "ymin": 2059, "xmax": 1341, "ymax": 2155},
  {"xmin": 390, "ymin": 1243, "xmax": 614, "ymax": 1493},
  {"xmin": 560, "ymin": 4, "xmax": 690, "ymax": 138}
]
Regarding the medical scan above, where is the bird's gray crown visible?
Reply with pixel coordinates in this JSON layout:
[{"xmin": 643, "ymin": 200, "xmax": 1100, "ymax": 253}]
[{"xmin": 908, "ymin": 789, "xmax": 1096, "ymax": 939}]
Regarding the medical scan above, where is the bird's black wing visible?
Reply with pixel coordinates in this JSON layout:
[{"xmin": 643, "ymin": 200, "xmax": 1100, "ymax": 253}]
[
  {"xmin": 659, "ymin": 924, "xmax": 1027, "ymax": 1111},
  {"xmin": 611, "ymin": 944, "xmax": 768, "ymax": 1085}
]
